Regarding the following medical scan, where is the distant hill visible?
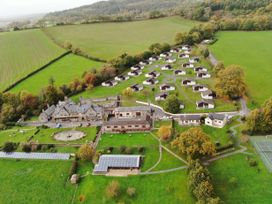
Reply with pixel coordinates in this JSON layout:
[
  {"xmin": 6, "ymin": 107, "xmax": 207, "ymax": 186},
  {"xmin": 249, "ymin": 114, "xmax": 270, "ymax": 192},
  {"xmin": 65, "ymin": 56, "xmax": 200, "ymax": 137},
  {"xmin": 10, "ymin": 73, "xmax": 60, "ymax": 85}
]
[{"xmin": 41, "ymin": 0, "xmax": 200, "ymax": 25}]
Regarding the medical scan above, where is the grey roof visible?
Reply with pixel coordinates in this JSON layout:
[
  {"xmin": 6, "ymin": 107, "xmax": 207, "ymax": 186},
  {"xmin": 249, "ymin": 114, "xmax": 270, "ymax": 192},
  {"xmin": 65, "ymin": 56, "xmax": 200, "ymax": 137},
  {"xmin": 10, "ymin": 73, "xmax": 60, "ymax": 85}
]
[
  {"xmin": 180, "ymin": 115, "xmax": 202, "ymax": 121},
  {"xmin": 44, "ymin": 105, "xmax": 56, "ymax": 116},
  {"xmin": 114, "ymin": 106, "xmax": 150, "ymax": 112},
  {"xmin": 94, "ymin": 155, "xmax": 141, "ymax": 172},
  {"xmin": 197, "ymin": 99, "xmax": 215, "ymax": 105},
  {"xmin": 0, "ymin": 152, "xmax": 70, "ymax": 160},
  {"xmin": 202, "ymin": 90, "xmax": 213, "ymax": 95},
  {"xmin": 208, "ymin": 113, "xmax": 227, "ymax": 121}
]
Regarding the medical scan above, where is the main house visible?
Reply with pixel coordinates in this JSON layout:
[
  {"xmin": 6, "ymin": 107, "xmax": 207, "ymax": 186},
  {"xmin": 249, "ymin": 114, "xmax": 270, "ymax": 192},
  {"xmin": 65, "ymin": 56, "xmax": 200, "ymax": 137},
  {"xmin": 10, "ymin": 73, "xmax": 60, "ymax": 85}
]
[
  {"xmin": 39, "ymin": 98, "xmax": 104, "ymax": 123},
  {"xmin": 205, "ymin": 113, "xmax": 229, "ymax": 128},
  {"xmin": 196, "ymin": 100, "xmax": 215, "ymax": 109},
  {"xmin": 103, "ymin": 106, "xmax": 152, "ymax": 133}
]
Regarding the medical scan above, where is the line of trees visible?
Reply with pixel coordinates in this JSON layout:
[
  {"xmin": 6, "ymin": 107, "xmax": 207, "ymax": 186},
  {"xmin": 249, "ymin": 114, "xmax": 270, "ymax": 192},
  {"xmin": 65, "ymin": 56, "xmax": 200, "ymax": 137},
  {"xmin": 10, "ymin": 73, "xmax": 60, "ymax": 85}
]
[{"xmin": 171, "ymin": 128, "xmax": 221, "ymax": 203}]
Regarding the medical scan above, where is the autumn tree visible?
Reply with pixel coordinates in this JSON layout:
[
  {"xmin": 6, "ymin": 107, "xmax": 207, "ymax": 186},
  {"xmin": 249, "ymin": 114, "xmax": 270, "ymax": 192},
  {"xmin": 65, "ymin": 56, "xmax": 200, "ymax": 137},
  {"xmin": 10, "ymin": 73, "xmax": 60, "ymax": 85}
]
[
  {"xmin": 214, "ymin": 62, "xmax": 225, "ymax": 76},
  {"xmin": 77, "ymin": 144, "xmax": 95, "ymax": 161},
  {"xmin": 122, "ymin": 87, "xmax": 133, "ymax": 97},
  {"xmin": 215, "ymin": 65, "xmax": 247, "ymax": 100},
  {"xmin": 164, "ymin": 95, "xmax": 181, "ymax": 114},
  {"xmin": 158, "ymin": 125, "xmax": 172, "ymax": 141},
  {"xmin": 171, "ymin": 127, "xmax": 216, "ymax": 159},
  {"xmin": 83, "ymin": 72, "xmax": 96, "ymax": 88},
  {"xmin": 106, "ymin": 180, "xmax": 120, "ymax": 199},
  {"xmin": 246, "ymin": 98, "xmax": 272, "ymax": 134},
  {"xmin": 40, "ymin": 85, "xmax": 64, "ymax": 106}
]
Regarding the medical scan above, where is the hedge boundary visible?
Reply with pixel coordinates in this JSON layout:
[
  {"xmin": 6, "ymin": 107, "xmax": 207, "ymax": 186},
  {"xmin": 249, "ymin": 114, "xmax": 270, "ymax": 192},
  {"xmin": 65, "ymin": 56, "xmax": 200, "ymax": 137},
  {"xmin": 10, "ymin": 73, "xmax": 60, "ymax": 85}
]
[{"xmin": 3, "ymin": 51, "xmax": 72, "ymax": 93}]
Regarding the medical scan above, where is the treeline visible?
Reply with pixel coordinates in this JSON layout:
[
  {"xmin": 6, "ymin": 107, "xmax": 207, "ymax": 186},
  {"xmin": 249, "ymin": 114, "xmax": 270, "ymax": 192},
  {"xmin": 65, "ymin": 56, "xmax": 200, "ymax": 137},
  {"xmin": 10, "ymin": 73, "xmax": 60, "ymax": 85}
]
[
  {"xmin": 181, "ymin": 0, "xmax": 272, "ymax": 31},
  {"xmin": 171, "ymin": 128, "xmax": 221, "ymax": 203},
  {"xmin": 39, "ymin": 0, "xmax": 196, "ymax": 26}
]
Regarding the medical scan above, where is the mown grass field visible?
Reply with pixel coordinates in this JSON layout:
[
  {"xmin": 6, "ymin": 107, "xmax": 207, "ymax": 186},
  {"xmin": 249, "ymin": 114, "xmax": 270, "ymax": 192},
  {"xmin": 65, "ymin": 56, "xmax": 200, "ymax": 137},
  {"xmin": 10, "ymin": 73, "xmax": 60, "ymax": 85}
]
[
  {"xmin": 0, "ymin": 29, "xmax": 66, "ymax": 92},
  {"xmin": 43, "ymin": 16, "xmax": 197, "ymax": 60},
  {"xmin": 10, "ymin": 54, "xmax": 104, "ymax": 94},
  {"xmin": 0, "ymin": 160, "xmax": 74, "ymax": 204},
  {"xmin": 210, "ymin": 31, "xmax": 272, "ymax": 108}
]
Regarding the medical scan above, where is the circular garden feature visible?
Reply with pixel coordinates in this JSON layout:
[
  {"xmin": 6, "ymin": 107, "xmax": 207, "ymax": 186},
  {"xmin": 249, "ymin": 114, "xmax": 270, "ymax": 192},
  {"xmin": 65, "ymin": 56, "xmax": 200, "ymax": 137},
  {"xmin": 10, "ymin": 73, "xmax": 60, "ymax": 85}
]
[{"xmin": 53, "ymin": 130, "xmax": 86, "ymax": 141}]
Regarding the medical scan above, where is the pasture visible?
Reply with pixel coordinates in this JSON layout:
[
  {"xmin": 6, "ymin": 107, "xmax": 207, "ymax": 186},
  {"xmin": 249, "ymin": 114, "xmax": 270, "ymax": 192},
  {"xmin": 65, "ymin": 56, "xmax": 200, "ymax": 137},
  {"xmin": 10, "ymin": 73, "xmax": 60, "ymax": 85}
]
[
  {"xmin": 10, "ymin": 54, "xmax": 104, "ymax": 94},
  {"xmin": 210, "ymin": 31, "xmax": 272, "ymax": 108},
  {"xmin": 0, "ymin": 29, "xmax": 65, "ymax": 92},
  {"xmin": 43, "ymin": 16, "xmax": 197, "ymax": 60},
  {"xmin": 0, "ymin": 160, "xmax": 74, "ymax": 204}
]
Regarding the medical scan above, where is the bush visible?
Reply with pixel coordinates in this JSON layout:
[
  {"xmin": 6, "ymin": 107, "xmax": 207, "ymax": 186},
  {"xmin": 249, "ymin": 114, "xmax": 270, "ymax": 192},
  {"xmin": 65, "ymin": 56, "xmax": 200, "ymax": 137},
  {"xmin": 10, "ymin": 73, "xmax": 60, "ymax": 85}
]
[
  {"xmin": 107, "ymin": 146, "xmax": 114, "ymax": 153},
  {"xmin": 36, "ymin": 144, "xmax": 42, "ymax": 151},
  {"xmin": 41, "ymin": 145, "xmax": 48, "ymax": 152},
  {"xmin": 138, "ymin": 146, "xmax": 145, "ymax": 153},
  {"xmin": 22, "ymin": 144, "xmax": 31, "ymax": 153},
  {"xmin": 3, "ymin": 142, "xmax": 17, "ymax": 153},
  {"xmin": 126, "ymin": 187, "xmax": 136, "ymax": 197},
  {"xmin": 249, "ymin": 160, "xmax": 258, "ymax": 167},
  {"xmin": 120, "ymin": 145, "xmax": 126, "ymax": 153},
  {"xmin": 125, "ymin": 147, "xmax": 133, "ymax": 154},
  {"xmin": 106, "ymin": 180, "xmax": 120, "ymax": 199},
  {"xmin": 78, "ymin": 144, "xmax": 95, "ymax": 161}
]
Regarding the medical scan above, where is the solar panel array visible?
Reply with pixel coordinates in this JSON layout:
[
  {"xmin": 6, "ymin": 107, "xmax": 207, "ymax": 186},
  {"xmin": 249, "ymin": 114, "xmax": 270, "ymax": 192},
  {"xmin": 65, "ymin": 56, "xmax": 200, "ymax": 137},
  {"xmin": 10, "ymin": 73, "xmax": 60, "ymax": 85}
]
[
  {"xmin": 94, "ymin": 155, "xmax": 141, "ymax": 172},
  {"xmin": 252, "ymin": 140, "xmax": 272, "ymax": 172},
  {"xmin": 0, "ymin": 152, "xmax": 70, "ymax": 160}
]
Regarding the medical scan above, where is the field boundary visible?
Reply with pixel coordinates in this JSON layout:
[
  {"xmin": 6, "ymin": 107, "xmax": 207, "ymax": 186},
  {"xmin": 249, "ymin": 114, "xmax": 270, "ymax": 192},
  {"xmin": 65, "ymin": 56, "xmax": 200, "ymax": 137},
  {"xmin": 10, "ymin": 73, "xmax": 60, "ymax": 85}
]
[{"xmin": 3, "ymin": 51, "xmax": 71, "ymax": 93}]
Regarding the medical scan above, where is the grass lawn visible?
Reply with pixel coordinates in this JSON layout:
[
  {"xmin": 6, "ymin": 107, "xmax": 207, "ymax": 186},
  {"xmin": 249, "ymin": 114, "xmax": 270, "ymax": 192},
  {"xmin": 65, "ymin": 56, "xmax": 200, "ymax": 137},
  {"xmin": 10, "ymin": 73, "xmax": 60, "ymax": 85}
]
[
  {"xmin": 210, "ymin": 31, "xmax": 272, "ymax": 108},
  {"xmin": 10, "ymin": 54, "xmax": 104, "ymax": 94},
  {"xmin": 0, "ymin": 29, "xmax": 65, "ymax": 91},
  {"xmin": 209, "ymin": 152, "xmax": 272, "ymax": 204},
  {"xmin": 0, "ymin": 159, "xmax": 75, "ymax": 204},
  {"xmin": 0, "ymin": 127, "xmax": 37, "ymax": 147},
  {"xmin": 43, "ymin": 16, "xmax": 197, "ymax": 60},
  {"xmin": 97, "ymin": 133, "xmax": 159, "ymax": 171},
  {"xmin": 32, "ymin": 127, "xmax": 97, "ymax": 144},
  {"xmin": 152, "ymin": 149, "xmax": 185, "ymax": 171},
  {"xmin": 75, "ymin": 167, "xmax": 194, "ymax": 204}
]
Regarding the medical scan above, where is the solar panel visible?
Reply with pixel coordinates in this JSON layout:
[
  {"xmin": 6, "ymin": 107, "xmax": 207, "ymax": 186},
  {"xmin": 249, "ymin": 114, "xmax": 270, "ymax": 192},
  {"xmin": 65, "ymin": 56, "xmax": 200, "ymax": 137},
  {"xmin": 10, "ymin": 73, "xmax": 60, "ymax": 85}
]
[{"xmin": 0, "ymin": 152, "xmax": 70, "ymax": 160}]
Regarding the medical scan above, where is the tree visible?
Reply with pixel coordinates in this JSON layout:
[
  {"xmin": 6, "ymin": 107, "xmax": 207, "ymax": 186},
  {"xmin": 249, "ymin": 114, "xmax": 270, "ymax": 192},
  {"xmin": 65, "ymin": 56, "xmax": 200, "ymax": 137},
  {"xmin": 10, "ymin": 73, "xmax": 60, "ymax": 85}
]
[
  {"xmin": 164, "ymin": 95, "xmax": 181, "ymax": 114},
  {"xmin": 246, "ymin": 98, "xmax": 272, "ymax": 134},
  {"xmin": 127, "ymin": 187, "xmax": 136, "ymax": 197},
  {"xmin": 40, "ymin": 85, "xmax": 64, "ymax": 106},
  {"xmin": 215, "ymin": 65, "xmax": 247, "ymax": 100},
  {"xmin": 22, "ymin": 144, "xmax": 32, "ymax": 153},
  {"xmin": 77, "ymin": 144, "xmax": 95, "ymax": 161},
  {"xmin": 171, "ymin": 128, "xmax": 216, "ymax": 159},
  {"xmin": 83, "ymin": 72, "xmax": 96, "ymax": 87},
  {"xmin": 106, "ymin": 180, "xmax": 120, "ymax": 199},
  {"xmin": 214, "ymin": 62, "xmax": 225, "ymax": 76},
  {"xmin": 122, "ymin": 87, "xmax": 133, "ymax": 97},
  {"xmin": 193, "ymin": 180, "xmax": 214, "ymax": 201},
  {"xmin": 3, "ymin": 142, "xmax": 17, "ymax": 153},
  {"xmin": 158, "ymin": 125, "xmax": 172, "ymax": 141}
]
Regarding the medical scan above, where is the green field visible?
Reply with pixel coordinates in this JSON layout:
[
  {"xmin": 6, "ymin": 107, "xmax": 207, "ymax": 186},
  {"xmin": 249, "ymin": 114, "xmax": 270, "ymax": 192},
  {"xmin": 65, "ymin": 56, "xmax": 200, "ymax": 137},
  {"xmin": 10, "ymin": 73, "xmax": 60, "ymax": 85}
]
[
  {"xmin": 75, "ymin": 169, "xmax": 193, "ymax": 204},
  {"xmin": 210, "ymin": 153, "xmax": 272, "ymax": 204},
  {"xmin": 10, "ymin": 54, "xmax": 104, "ymax": 94},
  {"xmin": 0, "ymin": 160, "xmax": 74, "ymax": 204},
  {"xmin": 43, "ymin": 16, "xmax": 197, "ymax": 60},
  {"xmin": 210, "ymin": 31, "xmax": 272, "ymax": 108},
  {"xmin": 0, "ymin": 29, "xmax": 66, "ymax": 91}
]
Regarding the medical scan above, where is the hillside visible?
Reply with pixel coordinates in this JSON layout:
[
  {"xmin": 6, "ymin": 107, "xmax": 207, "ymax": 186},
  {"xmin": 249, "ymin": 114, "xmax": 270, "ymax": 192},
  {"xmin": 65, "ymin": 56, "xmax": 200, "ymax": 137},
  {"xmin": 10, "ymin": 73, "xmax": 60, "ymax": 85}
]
[
  {"xmin": 9, "ymin": 54, "xmax": 104, "ymax": 94},
  {"xmin": 0, "ymin": 29, "xmax": 66, "ymax": 92},
  {"xmin": 42, "ymin": 0, "xmax": 198, "ymax": 24},
  {"xmin": 43, "ymin": 16, "xmax": 197, "ymax": 60}
]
